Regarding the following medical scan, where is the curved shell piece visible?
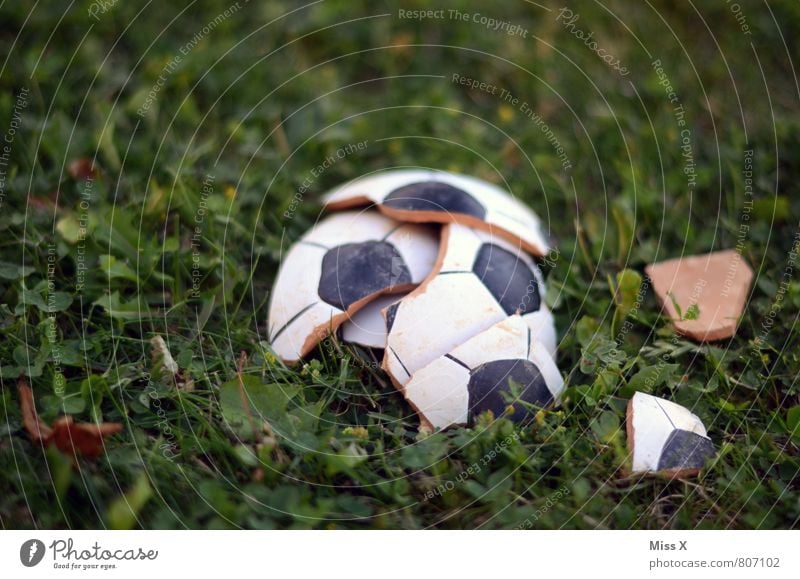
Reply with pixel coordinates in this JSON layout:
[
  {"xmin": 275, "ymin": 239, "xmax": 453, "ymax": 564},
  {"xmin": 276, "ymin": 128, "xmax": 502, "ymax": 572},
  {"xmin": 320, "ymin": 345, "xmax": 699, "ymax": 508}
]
[
  {"xmin": 324, "ymin": 169, "xmax": 550, "ymax": 257},
  {"xmin": 645, "ymin": 249, "xmax": 754, "ymax": 342},
  {"xmin": 627, "ymin": 392, "xmax": 715, "ymax": 477},
  {"xmin": 340, "ymin": 293, "xmax": 407, "ymax": 349},
  {"xmin": 268, "ymin": 211, "xmax": 439, "ymax": 364},
  {"xmin": 382, "ymin": 223, "xmax": 556, "ymax": 388},
  {"xmin": 403, "ymin": 316, "xmax": 563, "ymax": 430}
]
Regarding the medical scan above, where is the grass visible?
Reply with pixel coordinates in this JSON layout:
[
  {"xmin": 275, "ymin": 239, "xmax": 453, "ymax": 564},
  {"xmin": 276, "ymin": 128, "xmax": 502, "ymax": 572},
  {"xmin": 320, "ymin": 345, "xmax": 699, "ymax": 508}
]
[{"xmin": 1, "ymin": 0, "xmax": 799, "ymax": 529}]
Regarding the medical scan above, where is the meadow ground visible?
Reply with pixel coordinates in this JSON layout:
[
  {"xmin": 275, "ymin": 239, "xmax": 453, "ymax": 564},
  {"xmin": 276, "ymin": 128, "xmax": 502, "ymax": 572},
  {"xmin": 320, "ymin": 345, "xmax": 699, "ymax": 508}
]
[{"xmin": 0, "ymin": 0, "xmax": 799, "ymax": 529}]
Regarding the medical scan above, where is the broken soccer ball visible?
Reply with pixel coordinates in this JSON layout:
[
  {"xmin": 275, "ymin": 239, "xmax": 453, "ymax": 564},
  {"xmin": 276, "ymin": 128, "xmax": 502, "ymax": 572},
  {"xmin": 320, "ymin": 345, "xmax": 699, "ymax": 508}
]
[{"xmin": 268, "ymin": 170, "xmax": 559, "ymax": 430}]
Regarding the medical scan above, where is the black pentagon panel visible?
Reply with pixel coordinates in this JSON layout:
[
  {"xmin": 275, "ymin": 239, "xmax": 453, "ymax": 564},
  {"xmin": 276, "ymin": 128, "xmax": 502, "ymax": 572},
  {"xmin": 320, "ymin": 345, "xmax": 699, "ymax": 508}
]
[
  {"xmin": 467, "ymin": 359, "xmax": 552, "ymax": 423},
  {"xmin": 318, "ymin": 242, "xmax": 412, "ymax": 311},
  {"xmin": 383, "ymin": 182, "xmax": 486, "ymax": 219},
  {"xmin": 657, "ymin": 429, "xmax": 715, "ymax": 472},
  {"xmin": 385, "ymin": 302, "xmax": 400, "ymax": 333},
  {"xmin": 472, "ymin": 243, "xmax": 541, "ymax": 315}
]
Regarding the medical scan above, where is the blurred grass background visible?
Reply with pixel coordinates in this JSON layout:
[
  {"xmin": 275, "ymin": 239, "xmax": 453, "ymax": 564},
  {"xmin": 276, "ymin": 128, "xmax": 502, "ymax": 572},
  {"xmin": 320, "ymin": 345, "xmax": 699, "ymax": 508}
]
[{"xmin": 0, "ymin": 0, "xmax": 798, "ymax": 529}]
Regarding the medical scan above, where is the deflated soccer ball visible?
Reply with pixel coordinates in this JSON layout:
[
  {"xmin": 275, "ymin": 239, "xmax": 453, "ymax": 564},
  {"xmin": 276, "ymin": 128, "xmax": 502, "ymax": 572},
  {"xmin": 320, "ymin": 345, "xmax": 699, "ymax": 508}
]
[
  {"xmin": 382, "ymin": 223, "xmax": 556, "ymax": 388},
  {"xmin": 402, "ymin": 316, "xmax": 563, "ymax": 430},
  {"xmin": 267, "ymin": 211, "xmax": 439, "ymax": 364},
  {"xmin": 627, "ymin": 392, "xmax": 715, "ymax": 477},
  {"xmin": 323, "ymin": 169, "xmax": 550, "ymax": 257}
]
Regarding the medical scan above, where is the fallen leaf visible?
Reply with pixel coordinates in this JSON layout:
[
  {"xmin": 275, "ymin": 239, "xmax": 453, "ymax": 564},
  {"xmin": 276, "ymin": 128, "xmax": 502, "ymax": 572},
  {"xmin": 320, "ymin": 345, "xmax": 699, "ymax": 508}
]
[
  {"xmin": 176, "ymin": 370, "xmax": 195, "ymax": 392},
  {"xmin": 18, "ymin": 377, "xmax": 122, "ymax": 460},
  {"xmin": 67, "ymin": 158, "xmax": 96, "ymax": 180},
  {"xmin": 28, "ymin": 192, "xmax": 58, "ymax": 211},
  {"xmin": 18, "ymin": 378, "xmax": 52, "ymax": 442},
  {"xmin": 49, "ymin": 417, "xmax": 123, "ymax": 460}
]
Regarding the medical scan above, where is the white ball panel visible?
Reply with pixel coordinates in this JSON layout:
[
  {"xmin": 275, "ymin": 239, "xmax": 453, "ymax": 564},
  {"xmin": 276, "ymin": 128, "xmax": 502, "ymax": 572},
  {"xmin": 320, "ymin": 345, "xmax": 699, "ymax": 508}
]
[
  {"xmin": 303, "ymin": 210, "xmax": 398, "ymax": 246},
  {"xmin": 340, "ymin": 293, "xmax": 404, "ymax": 349},
  {"xmin": 528, "ymin": 340, "xmax": 564, "ymax": 401},
  {"xmin": 324, "ymin": 170, "xmax": 550, "ymax": 256},
  {"xmin": 385, "ymin": 223, "xmax": 441, "ymax": 283},
  {"xmin": 268, "ymin": 210, "xmax": 440, "ymax": 363},
  {"xmin": 522, "ymin": 307, "xmax": 557, "ymax": 358},
  {"xmin": 631, "ymin": 392, "xmax": 675, "ymax": 472},
  {"xmin": 402, "ymin": 315, "xmax": 563, "ymax": 429},
  {"xmin": 268, "ymin": 240, "xmax": 335, "ymax": 363},
  {"xmin": 270, "ymin": 302, "xmax": 337, "ymax": 364},
  {"xmin": 447, "ymin": 316, "xmax": 529, "ymax": 368},
  {"xmin": 403, "ymin": 357, "xmax": 470, "ymax": 430},
  {"xmin": 428, "ymin": 172, "xmax": 549, "ymax": 256},
  {"xmin": 439, "ymin": 224, "xmax": 483, "ymax": 272},
  {"xmin": 653, "ymin": 396, "xmax": 708, "ymax": 437}
]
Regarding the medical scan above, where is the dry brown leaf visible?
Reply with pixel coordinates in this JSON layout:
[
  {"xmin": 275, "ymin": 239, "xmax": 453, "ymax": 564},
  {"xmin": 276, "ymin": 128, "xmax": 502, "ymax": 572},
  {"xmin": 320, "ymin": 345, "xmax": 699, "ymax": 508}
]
[
  {"xmin": 176, "ymin": 370, "xmax": 195, "ymax": 392},
  {"xmin": 67, "ymin": 158, "xmax": 96, "ymax": 181},
  {"xmin": 18, "ymin": 379, "xmax": 52, "ymax": 442},
  {"xmin": 18, "ymin": 377, "xmax": 122, "ymax": 460},
  {"xmin": 49, "ymin": 417, "xmax": 123, "ymax": 460}
]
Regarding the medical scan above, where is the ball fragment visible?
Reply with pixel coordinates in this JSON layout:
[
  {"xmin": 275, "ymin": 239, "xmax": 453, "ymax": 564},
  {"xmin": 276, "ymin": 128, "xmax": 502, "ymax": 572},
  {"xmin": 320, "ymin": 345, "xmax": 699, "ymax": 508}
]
[
  {"xmin": 340, "ymin": 293, "xmax": 407, "ymax": 349},
  {"xmin": 268, "ymin": 211, "xmax": 439, "ymax": 364},
  {"xmin": 402, "ymin": 316, "xmax": 563, "ymax": 430},
  {"xmin": 627, "ymin": 392, "xmax": 715, "ymax": 477},
  {"xmin": 645, "ymin": 249, "xmax": 754, "ymax": 342},
  {"xmin": 323, "ymin": 169, "xmax": 550, "ymax": 256},
  {"xmin": 382, "ymin": 223, "xmax": 556, "ymax": 388}
]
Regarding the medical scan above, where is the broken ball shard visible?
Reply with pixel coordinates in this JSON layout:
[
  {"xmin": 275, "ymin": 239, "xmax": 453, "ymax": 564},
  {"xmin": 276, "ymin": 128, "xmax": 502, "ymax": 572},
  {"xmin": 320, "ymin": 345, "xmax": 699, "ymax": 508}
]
[
  {"xmin": 382, "ymin": 223, "xmax": 556, "ymax": 388},
  {"xmin": 645, "ymin": 249, "xmax": 753, "ymax": 342},
  {"xmin": 627, "ymin": 392, "xmax": 715, "ymax": 477},
  {"xmin": 323, "ymin": 169, "xmax": 550, "ymax": 257},
  {"xmin": 268, "ymin": 211, "xmax": 439, "ymax": 364},
  {"xmin": 403, "ymin": 316, "xmax": 563, "ymax": 430}
]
